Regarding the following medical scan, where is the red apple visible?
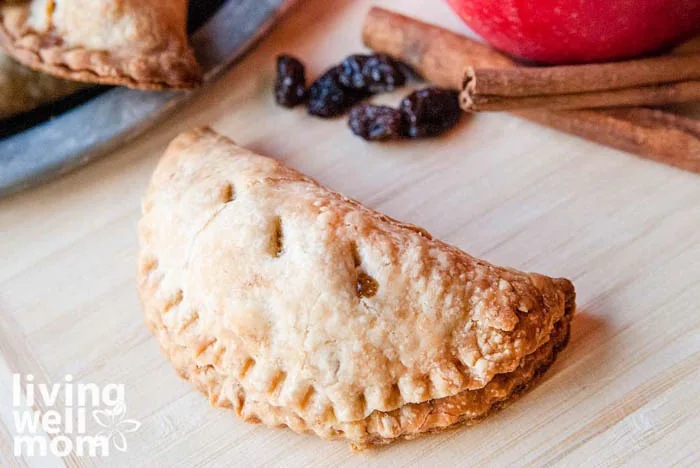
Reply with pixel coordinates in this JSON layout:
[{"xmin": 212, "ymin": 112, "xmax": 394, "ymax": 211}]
[{"xmin": 446, "ymin": 0, "xmax": 700, "ymax": 64}]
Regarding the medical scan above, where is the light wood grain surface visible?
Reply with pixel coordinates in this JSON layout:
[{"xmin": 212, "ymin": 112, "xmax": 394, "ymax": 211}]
[{"xmin": 1, "ymin": 1, "xmax": 699, "ymax": 466}]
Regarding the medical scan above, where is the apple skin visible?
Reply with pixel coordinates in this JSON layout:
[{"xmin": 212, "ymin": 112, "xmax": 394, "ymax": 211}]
[{"xmin": 446, "ymin": 0, "xmax": 700, "ymax": 64}]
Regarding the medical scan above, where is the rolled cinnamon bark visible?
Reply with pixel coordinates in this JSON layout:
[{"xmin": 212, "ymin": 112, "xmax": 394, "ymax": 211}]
[
  {"xmin": 463, "ymin": 56, "xmax": 700, "ymax": 111},
  {"xmin": 514, "ymin": 108, "xmax": 700, "ymax": 173},
  {"xmin": 362, "ymin": 7, "xmax": 700, "ymax": 174}
]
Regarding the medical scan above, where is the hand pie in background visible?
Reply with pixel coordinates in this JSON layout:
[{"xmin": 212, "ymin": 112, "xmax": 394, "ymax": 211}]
[{"xmin": 0, "ymin": 0, "xmax": 201, "ymax": 90}]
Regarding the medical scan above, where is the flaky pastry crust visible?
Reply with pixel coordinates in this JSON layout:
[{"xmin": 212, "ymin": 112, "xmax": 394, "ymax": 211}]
[
  {"xmin": 0, "ymin": 0, "xmax": 201, "ymax": 90},
  {"xmin": 138, "ymin": 128, "xmax": 576, "ymax": 448}
]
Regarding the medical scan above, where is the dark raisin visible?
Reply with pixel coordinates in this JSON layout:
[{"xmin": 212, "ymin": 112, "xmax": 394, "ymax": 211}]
[
  {"xmin": 348, "ymin": 105, "xmax": 403, "ymax": 141},
  {"xmin": 338, "ymin": 55, "xmax": 369, "ymax": 90},
  {"xmin": 274, "ymin": 55, "xmax": 307, "ymax": 108},
  {"xmin": 399, "ymin": 87, "xmax": 462, "ymax": 138},
  {"xmin": 308, "ymin": 67, "xmax": 368, "ymax": 118},
  {"xmin": 363, "ymin": 54, "xmax": 408, "ymax": 93},
  {"xmin": 338, "ymin": 54, "xmax": 407, "ymax": 93}
]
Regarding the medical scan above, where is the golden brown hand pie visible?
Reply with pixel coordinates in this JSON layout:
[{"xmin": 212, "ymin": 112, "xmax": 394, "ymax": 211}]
[
  {"xmin": 0, "ymin": 51, "xmax": 85, "ymax": 118},
  {"xmin": 0, "ymin": 0, "xmax": 201, "ymax": 90},
  {"xmin": 138, "ymin": 128, "xmax": 576, "ymax": 449}
]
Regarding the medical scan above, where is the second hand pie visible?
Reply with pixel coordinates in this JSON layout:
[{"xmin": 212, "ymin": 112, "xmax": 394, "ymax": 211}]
[
  {"xmin": 138, "ymin": 128, "xmax": 576, "ymax": 449},
  {"xmin": 0, "ymin": 0, "xmax": 201, "ymax": 90}
]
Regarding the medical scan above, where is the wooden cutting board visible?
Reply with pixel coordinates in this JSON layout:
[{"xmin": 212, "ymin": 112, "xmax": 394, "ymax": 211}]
[{"xmin": 1, "ymin": 0, "xmax": 698, "ymax": 466}]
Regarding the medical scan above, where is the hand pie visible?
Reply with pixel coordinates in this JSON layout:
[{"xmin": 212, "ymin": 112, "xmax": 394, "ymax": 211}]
[
  {"xmin": 0, "ymin": 0, "xmax": 201, "ymax": 90},
  {"xmin": 138, "ymin": 128, "xmax": 576, "ymax": 449},
  {"xmin": 0, "ymin": 52, "xmax": 85, "ymax": 118}
]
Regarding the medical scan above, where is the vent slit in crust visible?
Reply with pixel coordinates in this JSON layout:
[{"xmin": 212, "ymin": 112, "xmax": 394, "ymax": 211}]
[
  {"xmin": 220, "ymin": 183, "xmax": 235, "ymax": 203},
  {"xmin": 270, "ymin": 216, "xmax": 284, "ymax": 257},
  {"xmin": 350, "ymin": 242, "xmax": 362, "ymax": 267},
  {"xmin": 350, "ymin": 242, "xmax": 379, "ymax": 297}
]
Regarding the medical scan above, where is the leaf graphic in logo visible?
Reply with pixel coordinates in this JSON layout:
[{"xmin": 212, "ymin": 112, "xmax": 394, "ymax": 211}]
[
  {"xmin": 119, "ymin": 419, "xmax": 141, "ymax": 433},
  {"xmin": 111, "ymin": 402, "xmax": 126, "ymax": 421},
  {"xmin": 112, "ymin": 431, "xmax": 128, "ymax": 452},
  {"xmin": 92, "ymin": 409, "xmax": 112, "ymax": 429},
  {"xmin": 92, "ymin": 401, "xmax": 141, "ymax": 452}
]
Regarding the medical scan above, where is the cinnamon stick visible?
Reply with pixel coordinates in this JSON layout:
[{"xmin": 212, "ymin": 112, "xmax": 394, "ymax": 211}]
[
  {"xmin": 514, "ymin": 108, "xmax": 700, "ymax": 173},
  {"xmin": 463, "ymin": 56, "xmax": 700, "ymax": 111},
  {"xmin": 362, "ymin": 7, "xmax": 700, "ymax": 174}
]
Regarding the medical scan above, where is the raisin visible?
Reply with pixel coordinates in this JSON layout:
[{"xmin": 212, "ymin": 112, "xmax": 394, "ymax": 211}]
[
  {"xmin": 338, "ymin": 55, "xmax": 369, "ymax": 90},
  {"xmin": 274, "ymin": 55, "xmax": 307, "ymax": 108},
  {"xmin": 308, "ymin": 67, "xmax": 368, "ymax": 118},
  {"xmin": 338, "ymin": 54, "xmax": 407, "ymax": 93},
  {"xmin": 348, "ymin": 105, "xmax": 403, "ymax": 141},
  {"xmin": 399, "ymin": 88, "xmax": 462, "ymax": 138},
  {"xmin": 363, "ymin": 54, "xmax": 408, "ymax": 93}
]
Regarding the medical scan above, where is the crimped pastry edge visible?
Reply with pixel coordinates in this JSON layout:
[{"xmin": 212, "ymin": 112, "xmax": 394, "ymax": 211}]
[{"xmin": 152, "ymin": 296, "xmax": 573, "ymax": 449}]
